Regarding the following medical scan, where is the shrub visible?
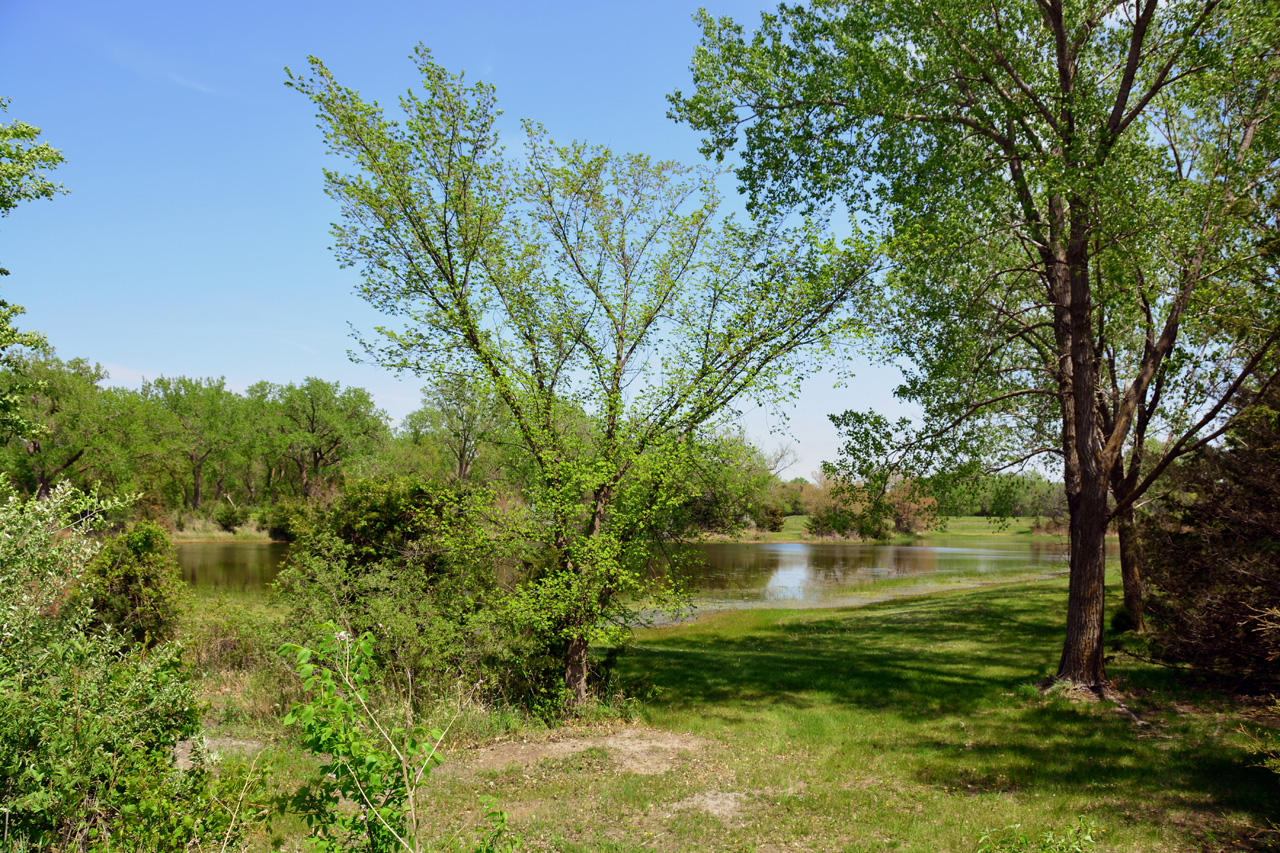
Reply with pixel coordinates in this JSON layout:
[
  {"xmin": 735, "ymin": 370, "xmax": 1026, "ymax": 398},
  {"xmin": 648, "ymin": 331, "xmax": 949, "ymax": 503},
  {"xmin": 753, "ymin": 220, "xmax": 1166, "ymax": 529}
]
[
  {"xmin": 281, "ymin": 624, "xmax": 517, "ymax": 852},
  {"xmin": 1142, "ymin": 383, "xmax": 1280, "ymax": 685},
  {"xmin": 758, "ymin": 505, "xmax": 785, "ymax": 532},
  {"xmin": 261, "ymin": 497, "xmax": 312, "ymax": 541},
  {"xmin": 215, "ymin": 498, "xmax": 250, "ymax": 532},
  {"xmin": 275, "ymin": 478, "xmax": 552, "ymax": 706},
  {"xmin": 83, "ymin": 520, "xmax": 187, "ymax": 646},
  {"xmin": 805, "ymin": 503, "xmax": 851, "ymax": 537},
  {"xmin": 0, "ymin": 487, "xmax": 264, "ymax": 851}
]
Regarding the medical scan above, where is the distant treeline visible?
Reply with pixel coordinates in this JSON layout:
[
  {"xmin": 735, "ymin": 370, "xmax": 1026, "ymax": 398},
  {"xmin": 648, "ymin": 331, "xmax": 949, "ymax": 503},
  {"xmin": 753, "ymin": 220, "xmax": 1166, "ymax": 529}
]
[{"xmin": 0, "ymin": 351, "xmax": 810, "ymax": 534}]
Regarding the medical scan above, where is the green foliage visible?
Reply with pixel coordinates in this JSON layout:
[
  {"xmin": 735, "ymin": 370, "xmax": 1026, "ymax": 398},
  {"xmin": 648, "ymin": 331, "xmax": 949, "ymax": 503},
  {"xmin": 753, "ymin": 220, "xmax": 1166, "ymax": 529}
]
[
  {"xmin": 977, "ymin": 817, "xmax": 1099, "ymax": 853},
  {"xmin": 261, "ymin": 496, "xmax": 312, "ymax": 541},
  {"xmin": 1143, "ymin": 382, "xmax": 1280, "ymax": 684},
  {"xmin": 0, "ymin": 352, "xmax": 108, "ymax": 499},
  {"xmin": 215, "ymin": 498, "xmax": 250, "ymax": 531},
  {"xmin": 758, "ymin": 504, "xmax": 784, "ymax": 532},
  {"xmin": 804, "ymin": 502, "xmax": 851, "ymax": 538},
  {"xmin": 405, "ymin": 374, "xmax": 510, "ymax": 483},
  {"xmin": 0, "ymin": 487, "xmax": 260, "ymax": 851},
  {"xmin": 1245, "ymin": 697, "xmax": 1280, "ymax": 780},
  {"xmin": 276, "ymin": 477, "xmax": 551, "ymax": 705},
  {"xmin": 0, "ymin": 100, "xmax": 64, "ymax": 439},
  {"xmin": 1, "ymin": 98, "xmax": 66, "ymax": 278},
  {"xmin": 288, "ymin": 45, "xmax": 871, "ymax": 703},
  {"xmin": 0, "ymin": 98, "xmax": 65, "ymax": 218},
  {"xmin": 140, "ymin": 375, "xmax": 245, "ymax": 512},
  {"xmin": 675, "ymin": 432, "xmax": 789, "ymax": 534},
  {"xmin": 251, "ymin": 377, "xmax": 389, "ymax": 501},
  {"xmin": 84, "ymin": 520, "xmax": 188, "ymax": 647},
  {"xmin": 0, "ymin": 296, "xmax": 49, "ymax": 442},
  {"xmin": 281, "ymin": 624, "xmax": 517, "ymax": 852}
]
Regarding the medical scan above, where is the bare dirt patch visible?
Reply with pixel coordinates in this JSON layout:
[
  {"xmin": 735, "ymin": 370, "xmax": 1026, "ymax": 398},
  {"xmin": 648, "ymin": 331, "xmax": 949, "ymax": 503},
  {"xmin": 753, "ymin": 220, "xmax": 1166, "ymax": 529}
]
[
  {"xmin": 173, "ymin": 736, "xmax": 264, "ymax": 770},
  {"xmin": 670, "ymin": 790, "xmax": 744, "ymax": 820},
  {"xmin": 448, "ymin": 725, "xmax": 710, "ymax": 777}
]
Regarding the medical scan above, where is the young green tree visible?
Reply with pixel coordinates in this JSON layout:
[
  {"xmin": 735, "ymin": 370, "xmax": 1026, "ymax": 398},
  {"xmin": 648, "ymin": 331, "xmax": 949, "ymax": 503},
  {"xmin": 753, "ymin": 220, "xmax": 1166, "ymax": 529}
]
[
  {"xmin": 288, "ymin": 47, "xmax": 872, "ymax": 705},
  {"xmin": 673, "ymin": 0, "xmax": 1280, "ymax": 688}
]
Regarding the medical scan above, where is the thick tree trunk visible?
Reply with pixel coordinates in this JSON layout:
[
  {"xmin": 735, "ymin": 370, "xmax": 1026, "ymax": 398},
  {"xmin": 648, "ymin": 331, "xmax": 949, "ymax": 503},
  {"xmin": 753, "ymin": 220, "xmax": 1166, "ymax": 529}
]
[
  {"xmin": 1115, "ymin": 506, "xmax": 1147, "ymax": 632},
  {"xmin": 1057, "ymin": 477, "xmax": 1110, "ymax": 687},
  {"xmin": 564, "ymin": 636, "xmax": 589, "ymax": 708},
  {"xmin": 1051, "ymin": 219, "xmax": 1112, "ymax": 689}
]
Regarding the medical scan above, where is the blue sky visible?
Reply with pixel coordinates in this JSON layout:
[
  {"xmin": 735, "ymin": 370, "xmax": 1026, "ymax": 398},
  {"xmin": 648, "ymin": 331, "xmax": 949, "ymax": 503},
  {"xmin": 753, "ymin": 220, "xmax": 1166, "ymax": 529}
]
[{"xmin": 0, "ymin": 0, "xmax": 909, "ymax": 479}]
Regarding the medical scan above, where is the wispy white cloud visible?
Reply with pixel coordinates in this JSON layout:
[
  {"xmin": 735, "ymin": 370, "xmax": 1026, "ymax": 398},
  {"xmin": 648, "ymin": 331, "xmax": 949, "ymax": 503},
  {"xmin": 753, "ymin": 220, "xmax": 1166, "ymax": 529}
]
[
  {"xmin": 166, "ymin": 72, "xmax": 219, "ymax": 96},
  {"xmin": 101, "ymin": 39, "xmax": 220, "ymax": 96},
  {"xmin": 281, "ymin": 339, "xmax": 320, "ymax": 357}
]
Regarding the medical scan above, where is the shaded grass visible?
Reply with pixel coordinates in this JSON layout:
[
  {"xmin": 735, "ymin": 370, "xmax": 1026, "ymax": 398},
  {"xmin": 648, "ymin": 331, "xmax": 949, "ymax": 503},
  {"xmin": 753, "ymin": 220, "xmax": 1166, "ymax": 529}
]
[
  {"xmin": 409, "ymin": 574, "xmax": 1278, "ymax": 852},
  {"xmin": 196, "ymin": 573, "xmax": 1278, "ymax": 852}
]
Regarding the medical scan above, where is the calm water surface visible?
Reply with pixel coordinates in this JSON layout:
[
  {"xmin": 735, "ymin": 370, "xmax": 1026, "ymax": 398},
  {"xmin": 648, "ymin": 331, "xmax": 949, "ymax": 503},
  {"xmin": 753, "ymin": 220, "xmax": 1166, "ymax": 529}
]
[
  {"xmin": 176, "ymin": 537, "xmax": 1081, "ymax": 608},
  {"xmin": 684, "ymin": 539, "xmax": 1075, "ymax": 608},
  {"xmin": 176, "ymin": 541, "xmax": 289, "ymax": 590}
]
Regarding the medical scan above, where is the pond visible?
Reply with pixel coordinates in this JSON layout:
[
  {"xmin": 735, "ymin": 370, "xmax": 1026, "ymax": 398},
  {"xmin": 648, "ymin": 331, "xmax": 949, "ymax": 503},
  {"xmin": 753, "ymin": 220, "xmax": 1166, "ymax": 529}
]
[
  {"xmin": 176, "ymin": 536, "xmax": 1079, "ymax": 609},
  {"xmin": 176, "ymin": 541, "xmax": 290, "ymax": 591},
  {"xmin": 678, "ymin": 538, "xmax": 1073, "ymax": 609}
]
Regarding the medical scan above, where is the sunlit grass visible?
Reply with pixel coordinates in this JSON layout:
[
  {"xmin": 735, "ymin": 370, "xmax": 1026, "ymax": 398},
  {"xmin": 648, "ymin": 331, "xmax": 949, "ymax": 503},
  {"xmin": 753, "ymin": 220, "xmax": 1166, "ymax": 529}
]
[
  {"xmin": 406, "ymin": 573, "xmax": 1277, "ymax": 852},
  {"xmin": 749, "ymin": 515, "xmax": 1068, "ymax": 543},
  {"xmin": 200, "ymin": 570, "xmax": 1276, "ymax": 852}
]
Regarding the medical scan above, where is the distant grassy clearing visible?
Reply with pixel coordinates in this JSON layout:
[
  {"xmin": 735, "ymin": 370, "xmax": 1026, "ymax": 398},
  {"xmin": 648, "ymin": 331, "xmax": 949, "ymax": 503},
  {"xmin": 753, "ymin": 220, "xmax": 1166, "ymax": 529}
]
[{"xmin": 740, "ymin": 516, "xmax": 1070, "ymax": 544}]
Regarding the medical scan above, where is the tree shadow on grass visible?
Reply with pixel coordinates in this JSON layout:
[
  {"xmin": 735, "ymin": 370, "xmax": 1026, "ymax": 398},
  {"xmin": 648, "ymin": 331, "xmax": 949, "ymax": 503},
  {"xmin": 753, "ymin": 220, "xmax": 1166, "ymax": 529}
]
[
  {"xmin": 635, "ymin": 587, "xmax": 1065, "ymax": 715},
  {"xmin": 625, "ymin": 582, "xmax": 1280, "ymax": 831}
]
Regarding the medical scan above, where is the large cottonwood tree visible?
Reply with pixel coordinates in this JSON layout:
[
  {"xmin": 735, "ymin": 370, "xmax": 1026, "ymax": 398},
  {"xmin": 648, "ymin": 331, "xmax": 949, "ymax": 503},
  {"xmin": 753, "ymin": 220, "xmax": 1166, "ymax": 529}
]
[
  {"xmin": 288, "ymin": 47, "xmax": 872, "ymax": 704},
  {"xmin": 672, "ymin": 0, "xmax": 1280, "ymax": 686}
]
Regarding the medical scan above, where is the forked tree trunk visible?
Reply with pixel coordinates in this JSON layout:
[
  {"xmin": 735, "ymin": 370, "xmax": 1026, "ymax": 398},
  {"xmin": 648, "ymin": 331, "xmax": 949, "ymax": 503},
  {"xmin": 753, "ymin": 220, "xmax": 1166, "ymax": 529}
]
[{"xmin": 1114, "ymin": 506, "xmax": 1147, "ymax": 633}]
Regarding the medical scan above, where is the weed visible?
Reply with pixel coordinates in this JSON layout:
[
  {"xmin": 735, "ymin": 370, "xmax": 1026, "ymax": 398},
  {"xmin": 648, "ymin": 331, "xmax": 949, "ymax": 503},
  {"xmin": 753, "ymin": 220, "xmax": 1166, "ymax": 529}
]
[{"xmin": 977, "ymin": 817, "xmax": 1099, "ymax": 852}]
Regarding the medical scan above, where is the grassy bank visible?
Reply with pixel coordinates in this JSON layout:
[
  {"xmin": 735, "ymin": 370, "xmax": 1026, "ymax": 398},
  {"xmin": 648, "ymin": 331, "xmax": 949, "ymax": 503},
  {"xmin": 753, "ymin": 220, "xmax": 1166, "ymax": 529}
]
[
  {"xmin": 171, "ymin": 517, "xmax": 276, "ymax": 542},
  {"xmin": 200, "ymin": 573, "xmax": 1278, "ymax": 851},
  {"xmin": 724, "ymin": 515, "xmax": 1068, "ymax": 544}
]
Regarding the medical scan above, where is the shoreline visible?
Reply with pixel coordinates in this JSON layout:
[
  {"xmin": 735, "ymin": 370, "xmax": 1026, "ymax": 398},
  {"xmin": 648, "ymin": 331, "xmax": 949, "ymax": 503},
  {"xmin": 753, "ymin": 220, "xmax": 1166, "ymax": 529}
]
[{"xmin": 639, "ymin": 566, "xmax": 1073, "ymax": 628}]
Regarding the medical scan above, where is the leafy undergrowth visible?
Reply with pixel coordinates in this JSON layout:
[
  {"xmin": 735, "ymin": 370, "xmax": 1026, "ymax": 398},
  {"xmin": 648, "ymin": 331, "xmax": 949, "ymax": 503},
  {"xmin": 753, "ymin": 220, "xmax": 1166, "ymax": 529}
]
[{"xmin": 207, "ymin": 574, "xmax": 1279, "ymax": 852}]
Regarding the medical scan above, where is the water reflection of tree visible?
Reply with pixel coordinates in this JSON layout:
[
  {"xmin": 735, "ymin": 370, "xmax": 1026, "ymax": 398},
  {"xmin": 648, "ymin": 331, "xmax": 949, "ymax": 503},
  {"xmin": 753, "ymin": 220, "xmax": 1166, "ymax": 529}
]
[{"xmin": 176, "ymin": 543, "xmax": 288, "ymax": 590}]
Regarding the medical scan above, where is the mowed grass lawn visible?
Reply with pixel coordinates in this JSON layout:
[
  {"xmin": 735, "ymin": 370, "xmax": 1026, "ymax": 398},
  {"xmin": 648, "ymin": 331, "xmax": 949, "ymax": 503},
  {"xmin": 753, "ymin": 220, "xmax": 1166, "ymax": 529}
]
[{"xmin": 420, "ymin": 574, "xmax": 1277, "ymax": 852}]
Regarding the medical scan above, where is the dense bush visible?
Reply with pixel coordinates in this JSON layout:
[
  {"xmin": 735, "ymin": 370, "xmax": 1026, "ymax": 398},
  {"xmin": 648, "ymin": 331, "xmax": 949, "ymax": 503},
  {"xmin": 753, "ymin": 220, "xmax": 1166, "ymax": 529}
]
[
  {"xmin": 215, "ymin": 498, "xmax": 250, "ymax": 531},
  {"xmin": 275, "ymin": 478, "xmax": 555, "ymax": 707},
  {"xmin": 0, "ymin": 487, "xmax": 259, "ymax": 850},
  {"xmin": 758, "ymin": 504, "xmax": 785, "ymax": 532},
  {"xmin": 261, "ymin": 496, "xmax": 312, "ymax": 541},
  {"xmin": 83, "ymin": 520, "xmax": 187, "ymax": 646},
  {"xmin": 1142, "ymin": 385, "xmax": 1280, "ymax": 685}
]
